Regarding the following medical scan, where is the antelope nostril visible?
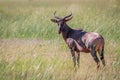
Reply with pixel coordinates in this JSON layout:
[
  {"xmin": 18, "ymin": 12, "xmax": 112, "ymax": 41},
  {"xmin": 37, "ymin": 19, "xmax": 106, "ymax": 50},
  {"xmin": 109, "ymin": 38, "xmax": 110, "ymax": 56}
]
[
  {"xmin": 58, "ymin": 28, "xmax": 61, "ymax": 34},
  {"xmin": 58, "ymin": 31, "xmax": 61, "ymax": 34}
]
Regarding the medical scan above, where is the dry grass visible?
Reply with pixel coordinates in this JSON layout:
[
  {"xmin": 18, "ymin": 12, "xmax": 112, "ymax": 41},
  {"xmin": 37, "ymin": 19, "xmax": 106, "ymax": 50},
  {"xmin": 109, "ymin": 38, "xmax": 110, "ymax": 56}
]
[{"xmin": 0, "ymin": 39, "xmax": 119, "ymax": 80}]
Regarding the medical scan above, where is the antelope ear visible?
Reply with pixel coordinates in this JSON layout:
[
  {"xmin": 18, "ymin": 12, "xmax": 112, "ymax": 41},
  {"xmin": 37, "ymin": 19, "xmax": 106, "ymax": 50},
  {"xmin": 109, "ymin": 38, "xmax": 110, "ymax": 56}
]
[
  {"xmin": 65, "ymin": 16, "xmax": 73, "ymax": 22},
  {"xmin": 51, "ymin": 19, "xmax": 58, "ymax": 23}
]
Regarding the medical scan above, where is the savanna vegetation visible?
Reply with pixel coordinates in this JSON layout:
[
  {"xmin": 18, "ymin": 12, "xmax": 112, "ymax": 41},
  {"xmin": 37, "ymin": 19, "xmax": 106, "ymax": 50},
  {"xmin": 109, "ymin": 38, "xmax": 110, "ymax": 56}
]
[{"xmin": 0, "ymin": 0, "xmax": 120, "ymax": 80}]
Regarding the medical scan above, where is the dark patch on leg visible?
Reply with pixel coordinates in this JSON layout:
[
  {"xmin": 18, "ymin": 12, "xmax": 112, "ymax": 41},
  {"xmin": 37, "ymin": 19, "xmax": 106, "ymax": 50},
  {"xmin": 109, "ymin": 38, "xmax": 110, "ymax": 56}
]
[
  {"xmin": 70, "ymin": 49, "xmax": 76, "ymax": 67},
  {"xmin": 90, "ymin": 46, "xmax": 100, "ymax": 69},
  {"xmin": 77, "ymin": 53, "xmax": 80, "ymax": 68},
  {"xmin": 98, "ymin": 48, "xmax": 105, "ymax": 66}
]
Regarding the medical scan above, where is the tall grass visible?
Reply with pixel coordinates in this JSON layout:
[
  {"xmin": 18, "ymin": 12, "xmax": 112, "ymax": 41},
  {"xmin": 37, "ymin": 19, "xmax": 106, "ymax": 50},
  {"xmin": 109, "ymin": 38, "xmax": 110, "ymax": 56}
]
[
  {"xmin": 0, "ymin": 0, "xmax": 120, "ymax": 80},
  {"xmin": 0, "ymin": 0, "xmax": 120, "ymax": 40}
]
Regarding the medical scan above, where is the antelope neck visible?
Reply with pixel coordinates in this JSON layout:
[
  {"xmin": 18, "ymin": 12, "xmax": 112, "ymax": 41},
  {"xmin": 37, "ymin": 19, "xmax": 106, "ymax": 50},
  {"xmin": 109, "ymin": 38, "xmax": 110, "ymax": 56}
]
[{"xmin": 61, "ymin": 23, "xmax": 73, "ymax": 41}]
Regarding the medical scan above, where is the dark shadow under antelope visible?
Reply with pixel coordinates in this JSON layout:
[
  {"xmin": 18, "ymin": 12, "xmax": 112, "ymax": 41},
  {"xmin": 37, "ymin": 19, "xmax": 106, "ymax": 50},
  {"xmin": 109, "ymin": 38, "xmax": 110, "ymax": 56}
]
[{"xmin": 51, "ymin": 12, "xmax": 105, "ymax": 69}]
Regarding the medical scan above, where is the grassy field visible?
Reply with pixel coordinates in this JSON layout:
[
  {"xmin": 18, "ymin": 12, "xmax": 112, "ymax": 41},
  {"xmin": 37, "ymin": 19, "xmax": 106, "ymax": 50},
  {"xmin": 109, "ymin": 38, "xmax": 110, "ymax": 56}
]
[{"xmin": 0, "ymin": 0, "xmax": 120, "ymax": 80}]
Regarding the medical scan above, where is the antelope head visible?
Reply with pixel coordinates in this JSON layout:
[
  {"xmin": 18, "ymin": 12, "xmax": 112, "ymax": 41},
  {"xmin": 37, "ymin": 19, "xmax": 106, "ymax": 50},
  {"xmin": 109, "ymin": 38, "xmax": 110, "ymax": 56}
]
[{"xmin": 51, "ymin": 11, "xmax": 73, "ymax": 34}]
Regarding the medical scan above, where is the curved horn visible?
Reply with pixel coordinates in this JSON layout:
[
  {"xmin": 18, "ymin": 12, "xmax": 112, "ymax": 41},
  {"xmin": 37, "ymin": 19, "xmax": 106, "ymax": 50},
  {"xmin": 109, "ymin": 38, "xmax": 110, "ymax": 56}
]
[
  {"xmin": 54, "ymin": 11, "xmax": 61, "ymax": 19},
  {"xmin": 64, "ymin": 12, "xmax": 72, "ymax": 19}
]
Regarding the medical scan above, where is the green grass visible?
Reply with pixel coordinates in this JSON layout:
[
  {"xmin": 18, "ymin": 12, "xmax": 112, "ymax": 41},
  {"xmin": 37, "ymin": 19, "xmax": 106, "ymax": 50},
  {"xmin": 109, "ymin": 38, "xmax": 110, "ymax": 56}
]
[
  {"xmin": 0, "ymin": 0, "xmax": 120, "ymax": 41},
  {"xmin": 0, "ymin": 0, "xmax": 120, "ymax": 80}
]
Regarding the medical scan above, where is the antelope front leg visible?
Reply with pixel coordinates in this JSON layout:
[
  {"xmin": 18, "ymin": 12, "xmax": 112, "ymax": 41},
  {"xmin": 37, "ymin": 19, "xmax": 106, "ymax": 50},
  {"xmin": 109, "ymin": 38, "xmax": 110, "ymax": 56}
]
[
  {"xmin": 77, "ymin": 52, "xmax": 80, "ymax": 68},
  {"xmin": 70, "ymin": 49, "xmax": 76, "ymax": 67}
]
